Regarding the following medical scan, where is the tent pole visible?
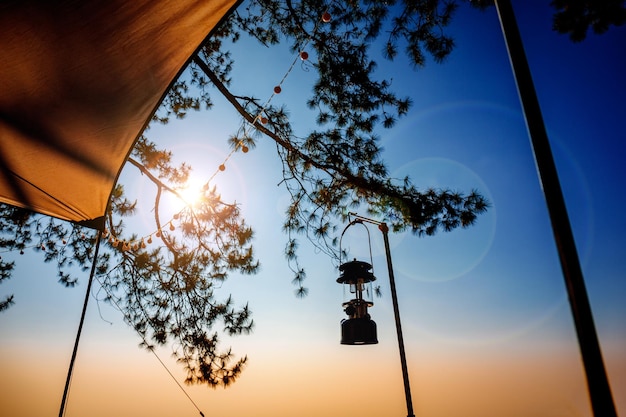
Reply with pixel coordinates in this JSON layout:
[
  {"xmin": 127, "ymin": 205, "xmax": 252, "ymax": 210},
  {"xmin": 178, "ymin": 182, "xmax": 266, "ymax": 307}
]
[
  {"xmin": 493, "ymin": 1, "xmax": 617, "ymax": 416},
  {"xmin": 58, "ymin": 232, "xmax": 103, "ymax": 417}
]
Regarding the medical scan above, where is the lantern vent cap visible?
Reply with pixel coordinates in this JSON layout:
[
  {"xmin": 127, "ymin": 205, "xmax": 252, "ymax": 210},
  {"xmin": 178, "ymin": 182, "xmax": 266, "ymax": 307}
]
[{"xmin": 337, "ymin": 259, "xmax": 376, "ymax": 283}]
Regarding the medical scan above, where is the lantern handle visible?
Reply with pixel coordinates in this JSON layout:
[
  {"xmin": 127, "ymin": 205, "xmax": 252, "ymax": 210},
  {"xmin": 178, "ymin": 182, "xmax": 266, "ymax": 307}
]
[{"xmin": 338, "ymin": 214, "xmax": 374, "ymax": 267}]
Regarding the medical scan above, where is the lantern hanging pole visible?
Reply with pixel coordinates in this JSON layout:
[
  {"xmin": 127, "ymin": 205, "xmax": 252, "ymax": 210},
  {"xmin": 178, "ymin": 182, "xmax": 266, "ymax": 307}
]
[
  {"xmin": 493, "ymin": 2, "xmax": 617, "ymax": 416},
  {"xmin": 348, "ymin": 213, "xmax": 415, "ymax": 417}
]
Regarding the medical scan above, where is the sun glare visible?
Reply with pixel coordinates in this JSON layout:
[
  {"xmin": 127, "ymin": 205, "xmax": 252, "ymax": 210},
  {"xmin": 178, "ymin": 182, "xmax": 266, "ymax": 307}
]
[{"xmin": 171, "ymin": 178, "xmax": 206, "ymax": 212}]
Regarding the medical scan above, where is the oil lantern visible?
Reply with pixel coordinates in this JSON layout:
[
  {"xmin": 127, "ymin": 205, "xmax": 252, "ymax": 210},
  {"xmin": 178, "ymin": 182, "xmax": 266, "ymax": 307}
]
[{"xmin": 337, "ymin": 259, "xmax": 378, "ymax": 345}]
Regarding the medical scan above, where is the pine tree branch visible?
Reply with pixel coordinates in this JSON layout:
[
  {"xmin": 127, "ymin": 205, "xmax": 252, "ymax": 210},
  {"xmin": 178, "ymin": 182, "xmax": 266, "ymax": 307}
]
[
  {"xmin": 192, "ymin": 56, "xmax": 328, "ymax": 171},
  {"xmin": 192, "ymin": 55, "xmax": 487, "ymax": 232},
  {"xmin": 192, "ymin": 58, "xmax": 384, "ymax": 199},
  {"xmin": 126, "ymin": 157, "xmax": 181, "ymax": 254}
]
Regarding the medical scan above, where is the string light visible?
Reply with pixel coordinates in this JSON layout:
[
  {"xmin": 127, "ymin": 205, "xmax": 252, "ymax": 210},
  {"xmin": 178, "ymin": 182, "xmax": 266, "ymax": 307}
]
[
  {"xmin": 0, "ymin": 12, "xmax": 333, "ymax": 258},
  {"xmin": 251, "ymin": 10, "xmax": 329, "ymax": 126}
]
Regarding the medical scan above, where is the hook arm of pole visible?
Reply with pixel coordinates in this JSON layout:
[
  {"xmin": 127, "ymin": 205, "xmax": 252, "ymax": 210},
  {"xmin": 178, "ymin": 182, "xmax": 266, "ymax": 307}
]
[{"xmin": 347, "ymin": 212, "xmax": 389, "ymax": 233}]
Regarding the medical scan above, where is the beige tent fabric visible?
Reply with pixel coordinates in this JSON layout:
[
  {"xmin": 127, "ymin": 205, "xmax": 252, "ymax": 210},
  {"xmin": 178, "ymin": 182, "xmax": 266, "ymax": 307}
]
[{"xmin": 0, "ymin": 0, "xmax": 238, "ymax": 228}]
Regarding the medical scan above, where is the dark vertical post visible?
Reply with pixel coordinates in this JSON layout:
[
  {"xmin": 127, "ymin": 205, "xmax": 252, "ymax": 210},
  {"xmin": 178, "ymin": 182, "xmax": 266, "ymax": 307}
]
[
  {"xmin": 380, "ymin": 223, "xmax": 415, "ymax": 417},
  {"xmin": 59, "ymin": 233, "xmax": 102, "ymax": 417},
  {"xmin": 494, "ymin": 1, "xmax": 617, "ymax": 416}
]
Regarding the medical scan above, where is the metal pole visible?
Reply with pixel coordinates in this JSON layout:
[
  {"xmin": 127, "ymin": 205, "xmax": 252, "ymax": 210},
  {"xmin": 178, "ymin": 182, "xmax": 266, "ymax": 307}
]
[
  {"xmin": 380, "ymin": 223, "xmax": 415, "ymax": 417},
  {"xmin": 494, "ymin": 1, "xmax": 617, "ymax": 416},
  {"xmin": 59, "ymin": 232, "xmax": 103, "ymax": 417}
]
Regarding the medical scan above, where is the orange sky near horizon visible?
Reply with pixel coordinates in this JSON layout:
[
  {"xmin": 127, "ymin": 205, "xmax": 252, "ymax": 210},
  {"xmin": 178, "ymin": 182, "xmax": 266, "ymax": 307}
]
[{"xmin": 1, "ymin": 310, "xmax": 624, "ymax": 417}]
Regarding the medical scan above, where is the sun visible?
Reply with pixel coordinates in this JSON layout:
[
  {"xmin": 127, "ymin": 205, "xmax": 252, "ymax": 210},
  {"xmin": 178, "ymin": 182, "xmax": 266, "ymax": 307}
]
[{"xmin": 171, "ymin": 177, "xmax": 207, "ymax": 211}]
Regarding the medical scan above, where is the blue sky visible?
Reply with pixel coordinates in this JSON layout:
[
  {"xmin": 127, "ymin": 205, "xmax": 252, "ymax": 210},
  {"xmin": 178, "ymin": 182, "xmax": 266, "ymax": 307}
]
[{"xmin": 1, "ymin": 1, "xmax": 625, "ymax": 416}]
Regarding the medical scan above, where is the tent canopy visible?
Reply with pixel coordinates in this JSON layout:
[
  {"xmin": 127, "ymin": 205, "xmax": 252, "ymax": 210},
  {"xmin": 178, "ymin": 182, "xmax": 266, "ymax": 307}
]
[{"xmin": 0, "ymin": 0, "xmax": 239, "ymax": 229}]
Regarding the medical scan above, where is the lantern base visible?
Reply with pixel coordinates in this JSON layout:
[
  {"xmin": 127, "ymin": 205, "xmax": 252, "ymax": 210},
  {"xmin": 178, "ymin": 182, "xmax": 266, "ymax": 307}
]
[{"xmin": 340, "ymin": 317, "xmax": 378, "ymax": 345}]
